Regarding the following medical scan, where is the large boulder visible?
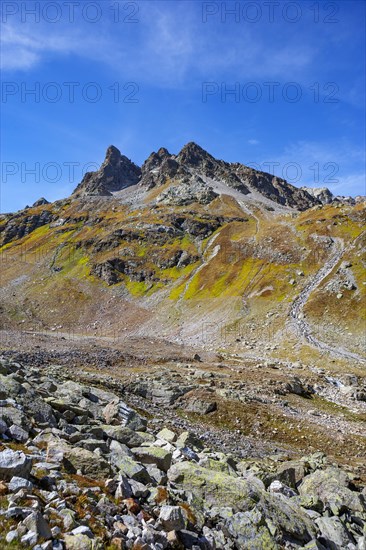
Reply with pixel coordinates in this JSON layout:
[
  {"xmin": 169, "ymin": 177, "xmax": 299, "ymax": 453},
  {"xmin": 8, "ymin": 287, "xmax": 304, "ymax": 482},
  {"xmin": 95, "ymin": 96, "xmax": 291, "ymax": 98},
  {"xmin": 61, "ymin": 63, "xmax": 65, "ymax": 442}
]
[
  {"xmin": 0, "ymin": 405, "xmax": 27, "ymax": 429},
  {"xmin": 63, "ymin": 533, "xmax": 101, "ymax": 549},
  {"xmin": 185, "ymin": 397, "xmax": 217, "ymax": 415},
  {"xmin": 131, "ymin": 446, "xmax": 172, "ymax": 473},
  {"xmin": 102, "ymin": 425, "xmax": 145, "ymax": 448},
  {"xmin": 225, "ymin": 510, "xmax": 279, "ymax": 549},
  {"xmin": 115, "ymin": 455, "xmax": 152, "ymax": 484},
  {"xmin": 157, "ymin": 428, "xmax": 177, "ymax": 443},
  {"xmin": 263, "ymin": 458, "xmax": 310, "ymax": 489},
  {"xmin": 315, "ymin": 516, "xmax": 355, "ymax": 549},
  {"xmin": 285, "ymin": 377, "xmax": 314, "ymax": 398},
  {"xmin": 0, "ymin": 449, "xmax": 33, "ymax": 480},
  {"xmin": 44, "ymin": 397, "xmax": 91, "ymax": 418},
  {"xmin": 168, "ymin": 461, "xmax": 264, "ymax": 511},
  {"xmin": 0, "ymin": 374, "xmax": 25, "ymax": 398},
  {"xmin": 176, "ymin": 431, "xmax": 204, "ymax": 451},
  {"xmin": 19, "ymin": 395, "xmax": 57, "ymax": 427},
  {"xmin": 159, "ymin": 505, "xmax": 186, "ymax": 531},
  {"xmin": 61, "ymin": 445, "xmax": 111, "ymax": 479},
  {"xmin": 298, "ymin": 467, "xmax": 365, "ymax": 514}
]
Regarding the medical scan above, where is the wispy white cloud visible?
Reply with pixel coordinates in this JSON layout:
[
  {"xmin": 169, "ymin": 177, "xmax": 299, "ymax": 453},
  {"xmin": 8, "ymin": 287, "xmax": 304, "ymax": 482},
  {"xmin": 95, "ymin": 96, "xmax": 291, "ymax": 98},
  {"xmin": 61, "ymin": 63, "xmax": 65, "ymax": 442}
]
[
  {"xmin": 248, "ymin": 139, "xmax": 259, "ymax": 145},
  {"xmin": 1, "ymin": 22, "xmax": 73, "ymax": 70},
  {"xmin": 0, "ymin": 2, "xmax": 318, "ymax": 86}
]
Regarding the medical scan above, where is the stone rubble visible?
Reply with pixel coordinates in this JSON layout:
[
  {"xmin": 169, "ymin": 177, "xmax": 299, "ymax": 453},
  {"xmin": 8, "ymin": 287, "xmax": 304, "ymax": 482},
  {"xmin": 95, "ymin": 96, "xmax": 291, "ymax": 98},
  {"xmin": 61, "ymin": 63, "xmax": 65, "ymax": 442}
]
[{"xmin": 0, "ymin": 355, "xmax": 365, "ymax": 549}]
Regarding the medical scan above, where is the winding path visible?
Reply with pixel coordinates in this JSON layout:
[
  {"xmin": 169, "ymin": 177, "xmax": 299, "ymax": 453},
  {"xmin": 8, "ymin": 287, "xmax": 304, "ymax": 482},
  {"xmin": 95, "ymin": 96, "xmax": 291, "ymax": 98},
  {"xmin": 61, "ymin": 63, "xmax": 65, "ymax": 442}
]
[{"xmin": 288, "ymin": 236, "xmax": 366, "ymax": 363}]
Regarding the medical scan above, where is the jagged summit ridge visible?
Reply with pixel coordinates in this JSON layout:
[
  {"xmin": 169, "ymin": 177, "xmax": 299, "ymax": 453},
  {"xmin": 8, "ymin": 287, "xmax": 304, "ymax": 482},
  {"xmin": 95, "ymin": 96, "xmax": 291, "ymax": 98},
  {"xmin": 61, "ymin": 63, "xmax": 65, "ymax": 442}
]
[{"xmin": 71, "ymin": 142, "xmax": 333, "ymax": 210}]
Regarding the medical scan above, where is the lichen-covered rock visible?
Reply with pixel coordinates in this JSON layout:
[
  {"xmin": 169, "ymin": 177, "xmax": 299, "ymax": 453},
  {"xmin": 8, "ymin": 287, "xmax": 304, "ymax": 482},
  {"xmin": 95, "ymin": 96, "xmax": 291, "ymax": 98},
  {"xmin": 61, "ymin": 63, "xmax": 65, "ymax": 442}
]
[
  {"xmin": 115, "ymin": 455, "xmax": 152, "ymax": 484},
  {"xmin": 62, "ymin": 446, "xmax": 111, "ymax": 479},
  {"xmin": 168, "ymin": 461, "xmax": 262, "ymax": 511},
  {"xmin": 168, "ymin": 462, "xmax": 315, "ymax": 544},
  {"xmin": 63, "ymin": 533, "xmax": 100, "ymax": 549},
  {"xmin": 298, "ymin": 467, "xmax": 366, "ymax": 514},
  {"xmin": 156, "ymin": 428, "xmax": 177, "ymax": 443},
  {"xmin": 102, "ymin": 425, "xmax": 145, "ymax": 448},
  {"xmin": 225, "ymin": 510, "xmax": 279, "ymax": 549},
  {"xmin": 176, "ymin": 431, "xmax": 204, "ymax": 451}
]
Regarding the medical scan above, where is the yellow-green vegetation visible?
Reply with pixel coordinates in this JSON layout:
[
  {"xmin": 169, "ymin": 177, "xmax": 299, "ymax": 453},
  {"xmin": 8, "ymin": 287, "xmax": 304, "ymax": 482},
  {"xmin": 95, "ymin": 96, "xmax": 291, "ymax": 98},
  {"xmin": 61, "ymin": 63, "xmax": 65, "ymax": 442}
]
[
  {"xmin": 296, "ymin": 204, "xmax": 365, "ymax": 241},
  {"xmin": 125, "ymin": 279, "xmax": 151, "ymax": 297},
  {"xmin": 183, "ymin": 255, "xmax": 299, "ymax": 301}
]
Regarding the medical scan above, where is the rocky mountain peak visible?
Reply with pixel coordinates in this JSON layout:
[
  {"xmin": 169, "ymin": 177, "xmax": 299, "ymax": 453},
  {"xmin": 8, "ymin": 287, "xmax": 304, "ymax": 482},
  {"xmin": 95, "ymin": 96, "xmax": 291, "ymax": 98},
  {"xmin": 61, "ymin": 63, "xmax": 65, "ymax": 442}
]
[
  {"xmin": 177, "ymin": 141, "xmax": 215, "ymax": 166},
  {"xmin": 140, "ymin": 147, "xmax": 181, "ymax": 189},
  {"xmin": 32, "ymin": 197, "xmax": 50, "ymax": 207},
  {"xmin": 156, "ymin": 147, "xmax": 171, "ymax": 158},
  {"xmin": 73, "ymin": 145, "xmax": 141, "ymax": 197},
  {"xmin": 104, "ymin": 144, "xmax": 124, "ymax": 165}
]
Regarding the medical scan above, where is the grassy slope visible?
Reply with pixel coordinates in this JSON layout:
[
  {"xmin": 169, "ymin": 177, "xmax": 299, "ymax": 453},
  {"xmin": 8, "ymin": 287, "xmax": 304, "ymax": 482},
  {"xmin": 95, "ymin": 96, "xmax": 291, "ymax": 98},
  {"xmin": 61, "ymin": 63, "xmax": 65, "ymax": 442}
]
[{"xmin": 1, "ymin": 197, "xmax": 365, "ymax": 355}]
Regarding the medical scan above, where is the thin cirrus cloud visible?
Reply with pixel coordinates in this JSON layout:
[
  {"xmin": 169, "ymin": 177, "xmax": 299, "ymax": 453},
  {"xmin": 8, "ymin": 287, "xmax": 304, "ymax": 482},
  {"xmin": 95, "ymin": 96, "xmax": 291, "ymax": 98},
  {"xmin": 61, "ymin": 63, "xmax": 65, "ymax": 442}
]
[{"xmin": 1, "ymin": 3, "xmax": 318, "ymax": 86}]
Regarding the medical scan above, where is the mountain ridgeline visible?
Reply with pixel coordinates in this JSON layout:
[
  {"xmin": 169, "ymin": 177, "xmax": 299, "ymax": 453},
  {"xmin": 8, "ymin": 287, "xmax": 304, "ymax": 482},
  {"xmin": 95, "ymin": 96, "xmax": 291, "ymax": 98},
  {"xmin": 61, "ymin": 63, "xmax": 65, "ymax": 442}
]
[{"xmin": 73, "ymin": 143, "xmax": 323, "ymax": 210}]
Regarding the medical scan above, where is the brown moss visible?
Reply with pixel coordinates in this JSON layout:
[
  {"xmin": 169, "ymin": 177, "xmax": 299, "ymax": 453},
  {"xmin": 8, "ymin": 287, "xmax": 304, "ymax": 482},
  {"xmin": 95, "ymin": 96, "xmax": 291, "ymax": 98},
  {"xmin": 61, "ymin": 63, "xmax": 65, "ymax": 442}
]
[
  {"xmin": 154, "ymin": 486, "xmax": 169, "ymax": 504},
  {"xmin": 179, "ymin": 502, "xmax": 197, "ymax": 525}
]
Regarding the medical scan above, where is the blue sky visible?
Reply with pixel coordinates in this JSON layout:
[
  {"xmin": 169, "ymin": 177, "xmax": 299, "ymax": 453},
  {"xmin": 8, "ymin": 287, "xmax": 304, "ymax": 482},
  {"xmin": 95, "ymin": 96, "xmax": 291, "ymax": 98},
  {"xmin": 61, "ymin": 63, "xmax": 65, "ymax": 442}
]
[{"xmin": 1, "ymin": 0, "xmax": 365, "ymax": 212}]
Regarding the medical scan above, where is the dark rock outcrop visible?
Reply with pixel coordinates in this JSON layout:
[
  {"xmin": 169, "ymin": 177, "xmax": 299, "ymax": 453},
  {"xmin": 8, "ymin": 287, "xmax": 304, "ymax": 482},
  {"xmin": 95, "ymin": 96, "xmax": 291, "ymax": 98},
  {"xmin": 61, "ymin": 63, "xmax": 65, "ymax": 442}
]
[
  {"xmin": 73, "ymin": 145, "xmax": 141, "ymax": 197},
  {"xmin": 1, "ymin": 210, "xmax": 54, "ymax": 245},
  {"xmin": 32, "ymin": 197, "xmax": 50, "ymax": 207}
]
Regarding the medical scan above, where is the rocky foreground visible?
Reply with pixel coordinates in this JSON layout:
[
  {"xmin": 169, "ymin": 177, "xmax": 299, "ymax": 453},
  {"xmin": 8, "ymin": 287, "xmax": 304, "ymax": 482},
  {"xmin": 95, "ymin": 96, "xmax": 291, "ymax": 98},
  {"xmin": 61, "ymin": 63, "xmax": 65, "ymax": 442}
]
[{"xmin": 0, "ymin": 355, "xmax": 365, "ymax": 550}]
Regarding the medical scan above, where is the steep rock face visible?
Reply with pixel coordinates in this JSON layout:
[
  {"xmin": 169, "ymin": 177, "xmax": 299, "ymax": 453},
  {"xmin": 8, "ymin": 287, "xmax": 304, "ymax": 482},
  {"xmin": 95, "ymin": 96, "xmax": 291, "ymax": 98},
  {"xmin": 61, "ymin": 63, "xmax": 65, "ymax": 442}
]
[
  {"xmin": 177, "ymin": 142, "xmax": 250, "ymax": 194},
  {"xmin": 73, "ymin": 145, "xmax": 141, "ymax": 197},
  {"xmin": 233, "ymin": 165, "xmax": 318, "ymax": 210}
]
